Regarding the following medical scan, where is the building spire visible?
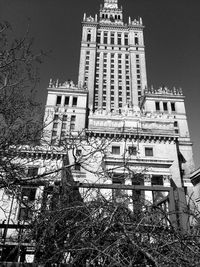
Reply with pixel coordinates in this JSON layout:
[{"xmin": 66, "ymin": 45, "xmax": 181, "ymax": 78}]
[{"xmin": 104, "ymin": 0, "xmax": 118, "ymax": 9}]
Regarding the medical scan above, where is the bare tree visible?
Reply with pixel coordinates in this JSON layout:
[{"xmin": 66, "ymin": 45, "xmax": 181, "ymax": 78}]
[
  {"xmin": 29, "ymin": 177, "xmax": 200, "ymax": 267},
  {"xmin": 0, "ymin": 21, "xmax": 200, "ymax": 267},
  {"xmin": 0, "ymin": 21, "xmax": 45, "ymax": 191}
]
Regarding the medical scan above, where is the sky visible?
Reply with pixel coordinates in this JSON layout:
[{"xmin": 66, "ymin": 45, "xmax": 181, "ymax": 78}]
[{"xmin": 0, "ymin": 0, "xmax": 200, "ymax": 168}]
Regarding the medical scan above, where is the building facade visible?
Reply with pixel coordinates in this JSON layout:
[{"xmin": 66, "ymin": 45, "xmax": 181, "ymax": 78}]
[
  {"xmin": 78, "ymin": 0, "xmax": 147, "ymax": 110},
  {"xmin": 44, "ymin": 0, "xmax": 194, "ymax": 193},
  {"xmin": 0, "ymin": 0, "xmax": 196, "ymax": 262}
]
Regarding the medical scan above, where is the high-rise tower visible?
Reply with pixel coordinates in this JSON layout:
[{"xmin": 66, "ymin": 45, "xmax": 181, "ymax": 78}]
[{"xmin": 78, "ymin": 0, "xmax": 147, "ymax": 112}]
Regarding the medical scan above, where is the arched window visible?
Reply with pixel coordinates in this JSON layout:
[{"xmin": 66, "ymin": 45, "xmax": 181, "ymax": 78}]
[{"xmin": 87, "ymin": 30, "xmax": 91, "ymax": 42}]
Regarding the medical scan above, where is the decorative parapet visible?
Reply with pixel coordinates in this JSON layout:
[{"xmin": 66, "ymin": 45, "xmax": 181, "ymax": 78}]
[
  {"xmin": 128, "ymin": 17, "xmax": 143, "ymax": 27},
  {"xmin": 83, "ymin": 13, "xmax": 98, "ymax": 23},
  {"xmin": 99, "ymin": 18, "xmax": 124, "ymax": 26},
  {"xmin": 144, "ymin": 86, "xmax": 183, "ymax": 96},
  {"xmin": 88, "ymin": 105, "xmax": 175, "ymax": 136},
  {"xmin": 48, "ymin": 79, "xmax": 87, "ymax": 91}
]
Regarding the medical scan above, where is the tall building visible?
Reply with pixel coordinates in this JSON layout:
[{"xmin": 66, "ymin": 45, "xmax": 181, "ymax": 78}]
[
  {"xmin": 44, "ymin": 0, "xmax": 194, "ymax": 191},
  {"xmin": 0, "ymin": 0, "xmax": 196, "ymax": 261},
  {"xmin": 78, "ymin": 0, "xmax": 147, "ymax": 111}
]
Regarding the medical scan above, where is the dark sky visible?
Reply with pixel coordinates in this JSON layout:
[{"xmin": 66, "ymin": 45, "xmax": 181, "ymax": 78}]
[{"xmin": 0, "ymin": 0, "xmax": 200, "ymax": 168}]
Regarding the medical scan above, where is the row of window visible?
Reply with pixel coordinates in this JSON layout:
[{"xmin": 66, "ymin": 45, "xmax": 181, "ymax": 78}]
[
  {"xmin": 94, "ymin": 53, "xmax": 130, "ymax": 109},
  {"xmin": 56, "ymin": 95, "xmax": 78, "ymax": 107},
  {"xmin": 52, "ymin": 115, "xmax": 76, "ymax": 140},
  {"xmin": 18, "ymin": 173, "xmax": 163, "ymax": 222},
  {"xmin": 54, "ymin": 114, "xmax": 68, "ymax": 122},
  {"xmin": 112, "ymin": 146, "xmax": 153, "ymax": 156},
  {"xmin": 101, "ymin": 13, "xmax": 122, "ymax": 21},
  {"xmin": 96, "ymin": 45, "xmax": 129, "ymax": 51},
  {"xmin": 155, "ymin": 101, "xmax": 176, "ymax": 112},
  {"xmin": 95, "ymin": 31, "xmax": 139, "ymax": 46},
  {"xmin": 136, "ymin": 55, "xmax": 142, "ymax": 102},
  {"xmin": 112, "ymin": 174, "xmax": 163, "ymax": 186}
]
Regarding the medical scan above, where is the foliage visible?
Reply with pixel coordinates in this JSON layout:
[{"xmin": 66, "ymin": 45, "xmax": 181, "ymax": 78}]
[
  {"xmin": 29, "ymin": 181, "xmax": 200, "ymax": 267},
  {"xmin": 0, "ymin": 21, "xmax": 44, "ymax": 190}
]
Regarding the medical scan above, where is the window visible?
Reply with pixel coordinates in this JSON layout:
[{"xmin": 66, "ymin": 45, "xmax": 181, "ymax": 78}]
[
  {"xmin": 111, "ymin": 32, "xmax": 115, "ymax": 44},
  {"xmin": 52, "ymin": 130, "xmax": 57, "ymax": 137},
  {"xmin": 128, "ymin": 146, "xmax": 137, "ymax": 156},
  {"xmin": 135, "ymin": 37, "xmax": 139, "ymax": 45},
  {"xmin": 124, "ymin": 33, "xmax": 128, "ymax": 45},
  {"xmin": 75, "ymin": 163, "xmax": 81, "ymax": 171},
  {"xmin": 174, "ymin": 121, "xmax": 178, "ymax": 127},
  {"xmin": 61, "ymin": 131, "xmax": 65, "ymax": 137},
  {"xmin": 145, "ymin": 147, "xmax": 153, "ymax": 157},
  {"xmin": 112, "ymin": 146, "xmax": 120, "ymax": 155},
  {"xmin": 53, "ymin": 122, "xmax": 58, "ymax": 129},
  {"xmin": 97, "ymin": 32, "xmax": 101, "ymax": 43},
  {"xmin": 104, "ymin": 32, "xmax": 108, "ymax": 44},
  {"xmin": 56, "ymin": 96, "xmax": 62, "ymax": 105},
  {"xmin": 163, "ymin": 102, "xmax": 168, "ymax": 111},
  {"xmin": 155, "ymin": 102, "xmax": 160, "ymax": 111},
  {"xmin": 117, "ymin": 33, "xmax": 121, "ymax": 45},
  {"xmin": 21, "ymin": 187, "xmax": 37, "ymax": 202},
  {"xmin": 62, "ymin": 123, "xmax": 67, "ymax": 129},
  {"xmin": 28, "ymin": 167, "xmax": 38, "ymax": 177},
  {"xmin": 72, "ymin": 97, "xmax": 78, "ymax": 106},
  {"xmin": 70, "ymin": 115, "xmax": 76, "ymax": 131},
  {"xmin": 171, "ymin": 102, "xmax": 176, "ymax": 112},
  {"xmin": 54, "ymin": 114, "xmax": 59, "ymax": 121},
  {"xmin": 64, "ymin": 96, "xmax": 69, "ymax": 106},
  {"xmin": 63, "ymin": 115, "xmax": 67, "ymax": 121},
  {"xmin": 18, "ymin": 187, "xmax": 37, "ymax": 221},
  {"xmin": 152, "ymin": 176, "xmax": 163, "ymax": 186},
  {"xmin": 87, "ymin": 32, "xmax": 91, "ymax": 42}
]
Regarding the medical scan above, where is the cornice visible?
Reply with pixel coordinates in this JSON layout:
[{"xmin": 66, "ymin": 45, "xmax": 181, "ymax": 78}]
[
  {"xmin": 86, "ymin": 130, "xmax": 178, "ymax": 143},
  {"xmin": 82, "ymin": 21, "xmax": 98, "ymax": 27},
  {"xmin": 104, "ymin": 156, "xmax": 173, "ymax": 168}
]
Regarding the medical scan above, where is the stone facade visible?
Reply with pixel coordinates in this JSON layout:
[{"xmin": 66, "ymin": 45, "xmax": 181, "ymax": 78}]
[
  {"xmin": 35, "ymin": 0, "xmax": 195, "ymax": 201},
  {"xmin": 0, "ymin": 1, "xmax": 196, "ymax": 259},
  {"xmin": 78, "ymin": 0, "xmax": 147, "ymax": 110}
]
